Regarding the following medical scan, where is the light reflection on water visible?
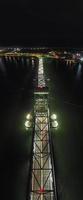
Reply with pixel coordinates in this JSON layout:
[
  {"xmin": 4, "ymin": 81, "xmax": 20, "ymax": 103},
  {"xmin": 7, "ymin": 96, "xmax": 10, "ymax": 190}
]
[
  {"xmin": 76, "ymin": 63, "xmax": 82, "ymax": 80},
  {"xmin": 0, "ymin": 57, "xmax": 7, "ymax": 76},
  {"xmin": 0, "ymin": 55, "xmax": 36, "ymax": 200}
]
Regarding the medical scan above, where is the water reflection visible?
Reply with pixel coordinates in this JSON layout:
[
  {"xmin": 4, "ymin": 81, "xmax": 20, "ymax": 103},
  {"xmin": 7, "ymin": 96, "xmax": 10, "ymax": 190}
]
[
  {"xmin": 26, "ymin": 58, "xmax": 29, "ymax": 65},
  {"xmin": 76, "ymin": 63, "xmax": 82, "ymax": 80},
  {"xmin": 0, "ymin": 57, "xmax": 7, "ymax": 76},
  {"xmin": 32, "ymin": 59, "xmax": 35, "ymax": 69},
  {"xmin": 13, "ymin": 57, "xmax": 18, "ymax": 65},
  {"xmin": 21, "ymin": 57, "xmax": 24, "ymax": 65},
  {"xmin": 0, "ymin": 56, "xmax": 37, "ymax": 92}
]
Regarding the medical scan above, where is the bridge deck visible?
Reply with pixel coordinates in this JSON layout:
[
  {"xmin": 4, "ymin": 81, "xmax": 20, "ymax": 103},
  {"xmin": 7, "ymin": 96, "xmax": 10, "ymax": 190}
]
[{"xmin": 30, "ymin": 58, "xmax": 57, "ymax": 200}]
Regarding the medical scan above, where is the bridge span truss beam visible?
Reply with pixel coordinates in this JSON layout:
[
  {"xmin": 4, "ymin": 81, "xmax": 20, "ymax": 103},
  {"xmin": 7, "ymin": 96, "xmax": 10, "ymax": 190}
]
[
  {"xmin": 27, "ymin": 57, "xmax": 57, "ymax": 200},
  {"xmin": 30, "ymin": 92, "xmax": 57, "ymax": 200}
]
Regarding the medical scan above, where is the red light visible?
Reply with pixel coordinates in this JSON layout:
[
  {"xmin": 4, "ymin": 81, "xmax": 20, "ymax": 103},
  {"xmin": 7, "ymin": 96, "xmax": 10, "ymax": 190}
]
[
  {"xmin": 38, "ymin": 187, "xmax": 45, "ymax": 193},
  {"xmin": 37, "ymin": 86, "xmax": 45, "ymax": 90},
  {"xmin": 38, "ymin": 86, "xmax": 43, "ymax": 88}
]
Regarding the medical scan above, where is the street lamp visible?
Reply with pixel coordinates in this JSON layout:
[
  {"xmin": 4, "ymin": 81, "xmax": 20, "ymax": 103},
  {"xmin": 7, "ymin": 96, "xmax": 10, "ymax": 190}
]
[
  {"xmin": 25, "ymin": 113, "xmax": 32, "ymax": 130},
  {"xmin": 52, "ymin": 120, "xmax": 58, "ymax": 128},
  {"xmin": 51, "ymin": 114, "xmax": 57, "ymax": 120},
  {"xmin": 51, "ymin": 113, "xmax": 58, "ymax": 129}
]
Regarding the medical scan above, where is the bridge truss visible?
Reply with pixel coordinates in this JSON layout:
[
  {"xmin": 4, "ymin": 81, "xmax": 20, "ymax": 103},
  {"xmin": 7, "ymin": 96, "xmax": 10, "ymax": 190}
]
[{"xmin": 28, "ymin": 58, "xmax": 57, "ymax": 200}]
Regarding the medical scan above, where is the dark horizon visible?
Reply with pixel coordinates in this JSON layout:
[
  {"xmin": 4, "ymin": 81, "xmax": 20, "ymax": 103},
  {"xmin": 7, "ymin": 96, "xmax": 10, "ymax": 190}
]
[
  {"xmin": 0, "ymin": 1, "xmax": 83, "ymax": 47},
  {"xmin": 1, "ymin": 39, "xmax": 83, "ymax": 49}
]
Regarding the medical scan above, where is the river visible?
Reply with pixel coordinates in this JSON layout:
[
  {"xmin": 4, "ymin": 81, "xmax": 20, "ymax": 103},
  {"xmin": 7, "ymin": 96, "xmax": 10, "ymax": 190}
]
[{"xmin": 0, "ymin": 55, "xmax": 83, "ymax": 200}]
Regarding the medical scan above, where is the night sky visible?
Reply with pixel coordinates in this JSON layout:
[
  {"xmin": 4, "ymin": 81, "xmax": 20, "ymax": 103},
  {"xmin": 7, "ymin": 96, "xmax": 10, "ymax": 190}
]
[{"xmin": 0, "ymin": 0, "xmax": 83, "ymax": 46}]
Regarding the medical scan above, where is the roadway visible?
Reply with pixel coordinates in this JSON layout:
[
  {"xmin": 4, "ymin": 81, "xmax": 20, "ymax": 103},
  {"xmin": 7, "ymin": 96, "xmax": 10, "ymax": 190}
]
[
  {"xmin": 30, "ymin": 57, "xmax": 56, "ymax": 200},
  {"xmin": 31, "ymin": 98, "xmax": 54, "ymax": 200}
]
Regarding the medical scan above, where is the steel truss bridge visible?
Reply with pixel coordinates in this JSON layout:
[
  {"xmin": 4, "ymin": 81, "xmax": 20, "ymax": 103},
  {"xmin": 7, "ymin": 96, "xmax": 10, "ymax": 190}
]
[{"xmin": 27, "ymin": 58, "xmax": 57, "ymax": 200}]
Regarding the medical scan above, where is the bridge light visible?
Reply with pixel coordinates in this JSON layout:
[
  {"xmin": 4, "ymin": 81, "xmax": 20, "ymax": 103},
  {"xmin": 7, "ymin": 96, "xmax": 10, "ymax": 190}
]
[
  {"xmin": 52, "ymin": 120, "xmax": 58, "ymax": 128},
  {"xmin": 51, "ymin": 114, "xmax": 57, "ymax": 120},
  {"xmin": 25, "ymin": 120, "xmax": 31, "ymax": 129},
  {"xmin": 38, "ymin": 187, "xmax": 45, "ymax": 193},
  {"xmin": 80, "ymin": 57, "xmax": 83, "ymax": 61},
  {"xmin": 25, "ymin": 113, "xmax": 32, "ymax": 130},
  {"xmin": 26, "ymin": 113, "xmax": 31, "ymax": 120}
]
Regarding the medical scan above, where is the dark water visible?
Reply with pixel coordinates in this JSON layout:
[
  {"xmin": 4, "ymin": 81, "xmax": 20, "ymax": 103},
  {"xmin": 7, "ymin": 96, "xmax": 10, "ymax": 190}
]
[
  {"xmin": 44, "ymin": 58, "xmax": 83, "ymax": 200},
  {"xmin": 0, "ymin": 56, "xmax": 83, "ymax": 200},
  {"xmin": 0, "ymin": 56, "xmax": 37, "ymax": 200}
]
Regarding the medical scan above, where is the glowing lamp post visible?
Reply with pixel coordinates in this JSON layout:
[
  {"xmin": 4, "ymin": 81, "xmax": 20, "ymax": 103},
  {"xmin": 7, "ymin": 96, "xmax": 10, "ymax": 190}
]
[
  {"xmin": 51, "ymin": 114, "xmax": 57, "ymax": 120},
  {"xmin": 51, "ymin": 114, "xmax": 58, "ymax": 129},
  {"xmin": 25, "ymin": 113, "xmax": 32, "ymax": 130},
  {"xmin": 52, "ymin": 121, "xmax": 58, "ymax": 128}
]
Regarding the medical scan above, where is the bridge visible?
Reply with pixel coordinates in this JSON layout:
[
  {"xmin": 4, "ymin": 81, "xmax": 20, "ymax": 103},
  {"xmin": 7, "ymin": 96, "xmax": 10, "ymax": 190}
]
[{"xmin": 26, "ymin": 58, "xmax": 57, "ymax": 200}]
